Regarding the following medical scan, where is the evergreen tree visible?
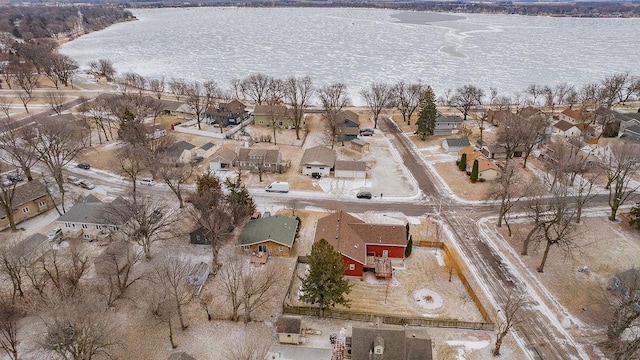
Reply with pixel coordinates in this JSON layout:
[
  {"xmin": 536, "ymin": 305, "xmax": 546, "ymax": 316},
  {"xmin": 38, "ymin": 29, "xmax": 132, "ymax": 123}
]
[
  {"xmin": 405, "ymin": 235, "xmax": 413, "ymax": 258},
  {"xmin": 416, "ymin": 86, "xmax": 437, "ymax": 140},
  {"xmin": 459, "ymin": 153, "xmax": 467, "ymax": 171},
  {"xmin": 470, "ymin": 159, "xmax": 479, "ymax": 183},
  {"xmin": 630, "ymin": 203, "xmax": 640, "ymax": 230},
  {"xmin": 405, "ymin": 223, "xmax": 410, "ymax": 240},
  {"xmin": 300, "ymin": 238, "xmax": 353, "ymax": 318}
]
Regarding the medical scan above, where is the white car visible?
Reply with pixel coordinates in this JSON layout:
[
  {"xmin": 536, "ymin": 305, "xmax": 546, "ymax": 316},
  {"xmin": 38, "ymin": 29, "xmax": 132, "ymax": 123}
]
[
  {"xmin": 67, "ymin": 176, "xmax": 82, "ymax": 186},
  {"xmin": 47, "ymin": 228, "xmax": 63, "ymax": 242},
  {"xmin": 79, "ymin": 180, "xmax": 95, "ymax": 190},
  {"xmin": 138, "ymin": 178, "xmax": 156, "ymax": 186}
]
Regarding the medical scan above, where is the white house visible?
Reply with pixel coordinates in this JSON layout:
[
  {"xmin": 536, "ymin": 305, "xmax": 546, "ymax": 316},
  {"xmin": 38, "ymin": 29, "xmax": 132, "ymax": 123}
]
[
  {"xmin": 553, "ymin": 120, "xmax": 581, "ymax": 138},
  {"xmin": 166, "ymin": 140, "xmax": 196, "ymax": 164},
  {"xmin": 299, "ymin": 145, "xmax": 336, "ymax": 176},
  {"xmin": 56, "ymin": 195, "xmax": 127, "ymax": 241},
  {"xmin": 209, "ymin": 148, "xmax": 237, "ymax": 172},
  {"xmin": 196, "ymin": 142, "xmax": 216, "ymax": 159},
  {"xmin": 334, "ymin": 160, "xmax": 366, "ymax": 179}
]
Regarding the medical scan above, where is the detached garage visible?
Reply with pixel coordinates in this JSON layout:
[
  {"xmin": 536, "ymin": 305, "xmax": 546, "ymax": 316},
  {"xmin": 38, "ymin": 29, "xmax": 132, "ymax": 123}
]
[{"xmin": 334, "ymin": 160, "xmax": 366, "ymax": 179}]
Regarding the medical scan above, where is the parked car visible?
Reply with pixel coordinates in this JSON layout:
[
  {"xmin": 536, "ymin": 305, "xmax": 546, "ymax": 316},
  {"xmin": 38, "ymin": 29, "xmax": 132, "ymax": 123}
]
[
  {"xmin": 265, "ymin": 181, "xmax": 289, "ymax": 193},
  {"xmin": 6, "ymin": 174, "xmax": 22, "ymax": 183},
  {"xmin": 359, "ymin": 129, "xmax": 374, "ymax": 136},
  {"xmin": 77, "ymin": 163, "xmax": 91, "ymax": 170},
  {"xmin": 138, "ymin": 178, "xmax": 156, "ymax": 186},
  {"xmin": 79, "ymin": 180, "xmax": 95, "ymax": 190},
  {"xmin": 311, "ymin": 172, "xmax": 321, "ymax": 179},
  {"xmin": 263, "ymin": 211, "xmax": 271, "ymax": 217},
  {"xmin": 356, "ymin": 191, "xmax": 372, "ymax": 199},
  {"xmin": 67, "ymin": 176, "xmax": 82, "ymax": 185},
  {"xmin": 47, "ymin": 228, "xmax": 63, "ymax": 242},
  {"xmin": 250, "ymin": 211, "xmax": 262, "ymax": 220}
]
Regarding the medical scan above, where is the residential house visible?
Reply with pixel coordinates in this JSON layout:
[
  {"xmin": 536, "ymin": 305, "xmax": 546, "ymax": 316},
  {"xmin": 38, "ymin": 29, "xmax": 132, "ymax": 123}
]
[
  {"xmin": 334, "ymin": 160, "xmax": 367, "ymax": 179},
  {"xmin": 238, "ymin": 215, "xmax": 299, "ymax": 257},
  {"xmin": 56, "ymin": 195, "xmax": 127, "ymax": 241},
  {"xmin": 10, "ymin": 233, "xmax": 48, "ymax": 266},
  {"xmin": 350, "ymin": 138, "xmax": 370, "ymax": 153},
  {"xmin": 593, "ymin": 108, "xmax": 633, "ymax": 136},
  {"xmin": 253, "ymin": 105, "xmax": 294, "ymax": 128},
  {"xmin": 559, "ymin": 108, "xmax": 590, "ymax": 125},
  {"xmin": 300, "ymin": 145, "xmax": 336, "ymax": 176},
  {"xmin": 265, "ymin": 344, "xmax": 332, "ymax": 360},
  {"xmin": 348, "ymin": 326, "xmax": 433, "ymax": 360},
  {"xmin": 609, "ymin": 268, "xmax": 640, "ymax": 309},
  {"xmin": 481, "ymin": 144, "xmax": 507, "ymax": 160},
  {"xmin": 165, "ymin": 140, "xmax": 196, "ymax": 163},
  {"xmin": 458, "ymin": 146, "xmax": 485, "ymax": 172},
  {"xmin": 276, "ymin": 316, "xmax": 303, "ymax": 345},
  {"xmin": 487, "ymin": 109, "xmax": 518, "ymax": 127},
  {"xmin": 196, "ymin": 142, "xmax": 216, "ymax": 159},
  {"xmin": 518, "ymin": 106, "xmax": 546, "ymax": 120},
  {"xmin": 0, "ymin": 181, "xmax": 52, "ymax": 231},
  {"xmin": 434, "ymin": 112, "xmax": 463, "ymax": 135},
  {"xmin": 236, "ymin": 147, "xmax": 287, "ymax": 173},
  {"xmin": 209, "ymin": 148, "xmax": 237, "ymax": 172},
  {"xmin": 205, "ymin": 99, "xmax": 248, "ymax": 127},
  {"xmin": 441, "ymin": 138, "xmax": 471, "ymax": 153},
  {"xmin": 158, "ymin": 99, "xmax": 184, "ymax": 117},
  {"xmin": 474, "ymin": 157, "xmax": 502, "ymax": 181},
  {"xmin": 314, "ymin": 211, "xmax": 407, "ymax": 278},
  {"xmin": 336, "ymin": 110, "xmax": 360, "ymax": 142},
  {"xmin": 619, "ymin": 118, "xmax": 640, "ymax": 141},
  {"xmin": 189, "ymin": 226, "xmax": 210, "ymax": 245},
  {"xmin": 553, "ymin": 120, "xmax": 581, "ymax": 138},
  {"xmin": 145, "ymin": 125, "xmax": 167, "ymax": 140}
]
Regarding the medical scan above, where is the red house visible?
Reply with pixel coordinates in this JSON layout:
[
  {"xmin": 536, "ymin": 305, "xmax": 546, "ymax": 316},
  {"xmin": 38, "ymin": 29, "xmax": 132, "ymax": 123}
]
[{"xmin": 314, "ymin": 211, "xmax": 407, "ymax": 278}]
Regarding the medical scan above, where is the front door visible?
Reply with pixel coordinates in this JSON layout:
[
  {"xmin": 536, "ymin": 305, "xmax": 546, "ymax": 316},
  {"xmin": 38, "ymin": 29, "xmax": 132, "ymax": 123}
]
[
  {"xmin": 258, "ymin": 245, "xmax": 267, "ymax": 253},
  {"xmin": 382, "ymin": 250, "xmax": 389, "ymax": 258}
]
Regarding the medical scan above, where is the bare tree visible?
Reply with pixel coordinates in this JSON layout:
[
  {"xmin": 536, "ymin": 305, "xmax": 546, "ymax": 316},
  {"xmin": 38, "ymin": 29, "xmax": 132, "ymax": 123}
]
[
  {"xmin": 493, "ymin": 291, "xmax": 529, "ymax": 356},
  {"xmin": 0, "ymin": 294, "xmax": 24, "ymax": 360},
  {"xmin": 198, "ymin": 291, "xmax": 214, "ymax": 321},
  {"xmin": 525, "ymin": 84, "xmax": 543, "ymax": 106},
  {"xmin": 153, "ymin": 255, "xmax": 195, "ymax": 331},
  {"xmin": 450, "ymin": 84, "xmax": 484, "ymax": 121},
  {"xmin": 43, "ymin": 54, "xmax": 78, "ymax": 89},
  {"xmin": 495, "ymin": 160, "xmax": 521, "ymax": 232},
  {"xmin": 283, "ymin": 76, "xmax": 314, "ymax": 140},
  {"xmin": 599, "ymin": 73, "xmax": 632, "ymax": 108},
  {"xmin": 43, "ymin": 297, "xmax": 121, "ymax": 360},
  {"xmin": 573, "ymin": 169, "xmax": 598, "ymax": 224},
  {"xmin": 148, "ymin": 77, "xmax": 165, "ymax": 99},
  {"xmin": 318, "ymin": 83, "xmax": 350, "ymax": 149},
  {"xmin": 241, "ymin": 73, "xmax": 271, "ymax": 105},
  {"xmin": 0, "ymin": 246, "xmax": 25, "ymax": 298},
  {"xmin": 218, "ymin": 254, "xmax": 244, "ymax": 322},
  {"xmin": 0, "ymin": 179, "xmax": 19, "ymax": 233},
  {"xmin": 241, "ymin": 262, "xmax": 280, "ymax": 324},
  {"xmin": 0, "ymin": 98, "xmax": 12, "ymax": 120},
  {"xmin": 223, "ymin": 338, "xmax": 271, "ymax": 360},
  {"xmin": 45, "ymin": 91, "xmax": 65, "ymax": 115},
  {"xmin": 518, "ymin": 113, "xmax": 547, "ymax": 168},
  {"xmin": 536, "ymin": 181, "xmax": 577, "ymax": 273},
  {"xmin": 118, "ymin": 145, "xmax": 148, "ymax": 203},
  {"xmin": 392, "ymin": 81, "xmax": 423, "ymax": 126},
  {"xmin": 156, "ymin": 158, "xmax": 191, "ymax": 209},
  {"xmin": 168, "ymin": 78, "xmax": 187, "ymax": 102},
  {"xmin": 41, "ymin": 246, "xmax": 89, "ymax": 299},
  {"xmin": 14, "ymin": 90, "xmax": 32, "ymax": 114},
  {"xmin": 263, "ymin": 77, "xmax": 285, "ymax": 145},
  {"xmin": 602, "ymin": 142, "xmax": 640, "ymax": 221},
  {"xmin": 360, "ymin": 82, "xmax": 393, "ymax": 129},
  {"xmin": 606, "ymin": 269, "xmax": 640, "ymax": 359},
  {"xmin": 31, "ymin": 118, "xmax": 87, "ymax": 214},
  {"xmin": 184, "ymin": 80, "xmax": 218, "ymax": 130},
  {"xmin": 144, "ymin": 283, "xmax": 178, "ymax": 348},
  {"xmin": 12, "ymin": 62, "xmax": 38, "ymax": 101},
  {"xmin": 95, "ymin": 240, "xmax": 144, "ymax": 306},
  {"xmin": 88, "ymin": 59, "xmax": 116, "ymax": 82}
]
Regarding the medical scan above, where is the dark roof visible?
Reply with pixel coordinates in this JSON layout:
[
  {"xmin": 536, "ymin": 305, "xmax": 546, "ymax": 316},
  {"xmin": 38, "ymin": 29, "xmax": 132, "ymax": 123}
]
[
  {"xmin": 0, "ymin": 181, "xmax": 49, "ymax": 217},
  {"xmin": 276, "ymin": 316, "xmax": 302, "ymax": 334},
  {"xmin": 351, "ymin": 138, "xmax": 369, "ymax": 147},
  {"xmin": 254, "ymin": 105, "xmax": 290, "ymax": 117},
  {"xmin": 167, "ymin": 352, "xmax": 196, "ymax": 360},
  {"xmin": 56, "ymin": 195, "xmax": 127, "ymax": 225},
  {"xmin": 444, "ymin": 138, "xmax": 471, "ymax": 148},
  {"xmin": 237, "ymin": 147, "xmax": 281, "ymax": 165},
  {"xmin": 553, "ymin": 120, "xmax": 577, "ymax": 132},
  {"xmin": 238, "ymin": 215, "xmax": 298, "ymax": 248},
  {"xmin": 200, "ymin": 142, "xmax": 215, "ymax": 151},
  {"xmin": 300, "ymin": 146, "xmax": 336, "ymax": 167},
  {"xmin": 166, "ymin": 140, "xmax": 195, "ymax": 157},
  {"xmin": 351, "ymin": 326, "xmax": 432, "ymax": 360}
]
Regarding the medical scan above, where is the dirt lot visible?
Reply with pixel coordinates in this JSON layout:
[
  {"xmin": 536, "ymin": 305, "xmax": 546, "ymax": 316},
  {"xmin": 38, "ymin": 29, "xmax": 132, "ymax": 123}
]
[{"xmin": 496, "ymin": 216, "xmax": 640, "ymax": 329}]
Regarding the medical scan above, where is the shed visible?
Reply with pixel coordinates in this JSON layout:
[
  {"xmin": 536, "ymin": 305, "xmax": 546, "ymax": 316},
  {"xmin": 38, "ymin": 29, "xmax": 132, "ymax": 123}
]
[
  {"xmin": 196, "ymin": 142, "xmax": 216, "ymax": 159},
  {"xmin": 189, "ymin": 226, "xmax": 210, "ymax": 245},
  {"xmin": 350, "ymin": 138, "xmax": 370, "ymax": 153},
  {"xmin": 188, "ymin": 262, "xmax": 211, "ymax": 295},
  {"xmin": 442, "ymin": 138, "xmax": 471, "ymax": 152},
  {"xmin": 276, "ymin": 316, "xmax": 303, "ymax": 345},
  {"xmin": 334, "ymin": 160, "xmax": 367, "ymax": 179}
]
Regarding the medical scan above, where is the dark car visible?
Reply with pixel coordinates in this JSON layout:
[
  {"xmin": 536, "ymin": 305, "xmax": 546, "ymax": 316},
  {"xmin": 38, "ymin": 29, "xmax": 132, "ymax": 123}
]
[
  {"xmin": 77, "ymin": 163, "xmax": 91, "ymax": 170},
  {"xmin": 356, "ymin": 191, "xmax": 372, "ymax": 199},
  {"xmin": 311, "ymin": 172, "xmax": 321, "ymax": 179}
]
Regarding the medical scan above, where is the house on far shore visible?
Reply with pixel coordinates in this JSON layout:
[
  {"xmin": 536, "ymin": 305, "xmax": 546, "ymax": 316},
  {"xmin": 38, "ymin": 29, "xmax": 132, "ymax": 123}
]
[
  {"xmin": 209, "ymin": 148, "xmax": 237, "ymax": 172},
  {"xmin": 0, "ymin": 180, "xmax": 52, "ymax": 231},
  {"xmin": 276, "ymin": 316, "xmax": 303, "ymax": 345},
  {"xmin": 336, "ymin": 110, "xmax": 360, "ymax": 143},
  {"xmin": 434, "ymin": 112, "xmax": 463, "ymax": 135},
  {"xmin": 348, "ymin": 326, "xmax": 433, "ymax": 360},
  {"xmin": 300, "ymin": 145, "xmax": 336, "ymax": 177},
  {"xmin": 238, "ymin": 215, "xmax": 299, "ymax": 257},
  {"xmin": 314, "ymin": 211, "xmax": 406, "ymax": 278},
  {"xmin": 442, "ymin": 138, "xmax": 470, "ymax": 153}
]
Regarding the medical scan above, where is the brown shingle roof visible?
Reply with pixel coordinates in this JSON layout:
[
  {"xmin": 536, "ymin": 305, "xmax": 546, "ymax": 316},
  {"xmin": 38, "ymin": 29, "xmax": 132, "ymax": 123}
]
[
  {"xmin": 561, "ymin": 108, "xmax": 589, "ymax": 122},
  {"xmin": 337, "ymin": 110, "xmax": 360, "ymax": 125},
  {"xmin": 554, "ymin": 119, "xmax": 577, "ymax": 132},
  {"xmin": 334, "ymin": 160, "xmax": 366, "ymax": 172},
  {"xmin": 314, "ymin": 211, "xmax": 405, "ymax": 264},
  {"xmin": 0, "ymin": 181, "xmax": 48, "ymax": 217},
  {"xmin": 276, "ymin": 316, "xmax": 302, "ymax": 334},
  {"xmin": 300, "ymin": 146, "xmax": 336, "ymax": 167},
  {"xmin": 254, "ymin": 105, "xmax": 290, "ymax": 117}
]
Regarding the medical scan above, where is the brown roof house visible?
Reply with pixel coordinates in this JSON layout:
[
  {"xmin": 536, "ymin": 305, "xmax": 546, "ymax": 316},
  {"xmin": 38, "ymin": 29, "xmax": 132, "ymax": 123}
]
[
  {"xmin": 209, "ymin": 148, "xmax": 237, "ymax": 172},
  {"xmin": 487, "ymin": 109, "xmax": 518, "ymax": 127},
  {"xmin": 334, "ymin": 160, "xmax": 367, "ymax": 179},
  {"xmin": 560, "ymin": 108, "xmax": 590, "ymax": 125},
  {"xmin": 300, "ymin": 145, "xmax": 336, "ymax": 177},
  {"xmin": 348, "ymin": 326, "xmax": 432, "ymax": 360},
  {"xmin": 314, "ymin": 211, "xmax": 407, "ymax": 278},
  {"xmin": 553, "ymin": 120, "xmax": 581, "ymax": 138},
  {"xmin": 253, "ymin": 105, "xmax": 295, "ymax": 128},
  {"xmin": 458, "ymin": 146, "xmax": 502, "ymax": 181},
  {"xmin": 236, "ymin": 147, "xmax": 288, "ymax": 173},
  {"xmin": 0, "ymin": 180, "xmax": 52, "ymax": 231},
  {"xmin": 238, "ymin": 215, "xmax": 299, "ymax": 257},
  {"xmin": 276, "ymin": 316, "xmax": 303, "ymax": 345}
]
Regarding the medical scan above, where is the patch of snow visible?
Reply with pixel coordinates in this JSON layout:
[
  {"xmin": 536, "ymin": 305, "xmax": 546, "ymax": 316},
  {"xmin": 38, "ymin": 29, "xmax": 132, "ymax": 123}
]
[
  {"xmin": 433, "ymin": 250, "xmax": 445, "ymax": 266},
  {"xmin": 363, "ymin": 272, "xmax": 401, "ymax": 287},
  {"xmin": 407, "ymin": 216, "xmax": 422, "ymax": 225},
  {"xmin": 413, "ymin": 288, "xmax": 444, "ymax": 310},
  {"xmin": 446, "ymin": 339, "xmax": 490, "ymax": 350}
]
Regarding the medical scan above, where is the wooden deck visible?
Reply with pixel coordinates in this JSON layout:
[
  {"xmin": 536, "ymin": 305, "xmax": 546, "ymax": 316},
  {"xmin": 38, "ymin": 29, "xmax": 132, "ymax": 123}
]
[
  {"xmin": 250, "ymin": 252, "xmax": 268, "ymax": 265},
  {"xmin": 373, "ymin": 258, "xmax": 392, "ymax": 279}
]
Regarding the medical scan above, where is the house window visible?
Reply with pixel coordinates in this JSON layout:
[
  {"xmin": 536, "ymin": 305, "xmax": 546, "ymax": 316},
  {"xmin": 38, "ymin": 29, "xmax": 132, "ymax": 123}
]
[
  {"xmin": 81, "ymin": 224, "xmax": 88, "ymax": 229},
  {"xmin": 306, "ymin": 167, "xmax": 311, "ymax": 169},
  {"xmin": 319, "ymin": 167, "xmax": 324, "ymax": 170},
  {"xmin": 278, "ymin": 246, "xmax": 283, "ymax": 252},
  {"xmin": 22, "ymin": 207, "xmax": 29, "ymax": 213},
  {"xmin": 39, "ymin": 201, "xmax": 46, "ymax": 207},
  {"xmin": 349, "ymin": 264, "xmax": 355, "ymax": 271}
]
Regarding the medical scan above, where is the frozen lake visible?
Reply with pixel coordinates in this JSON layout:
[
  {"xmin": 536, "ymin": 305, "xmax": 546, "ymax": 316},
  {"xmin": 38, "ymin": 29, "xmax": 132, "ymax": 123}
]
[{"xmin": 61, "ymin": 7, "xmax": 640, "ymax": 103}]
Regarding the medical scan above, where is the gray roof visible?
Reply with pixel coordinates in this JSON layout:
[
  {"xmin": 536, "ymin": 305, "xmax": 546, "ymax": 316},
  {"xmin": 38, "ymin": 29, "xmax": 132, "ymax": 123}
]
[
  {"xmin": 276, "ymin": 316, "xmax": 302, "ymax": 334},
  {"xmin": 335, "ymin": 160, "xmax": 367, "ymax": 172},
  {"xmin": 0, "ymin": 181, "xmax": 49, "ymax": 217},
  {"xmin": 625, "ymin": 124, "xmax": 640, "ymax": 135},
  {"xmin": 553, "ymin": 119, "xmax": 577, "ymax": 132},
  {"xmin": 200, "ymin": 142, "xmax": 215, "ymax": 151},
  {"xmin": 351, "ymin": 138, "xmax": 369, "ymax": 147},
  {"xmin": 444, "ymin": 138, "xmax": 471, "ymax": 147},
  {"xmin": 166, "ymin": 140, "xmax": 196, "ymax": 157},
  {"xmin": 210, "ymin": 148, "xmax": 237, "ymax": 163},
  {"xmin": 435, "ymin": 112, "xmax": 463, "ymax": 124},
  {"xmin": 351, "ymin": 327, "xmax": 432, "ymax": 360},
  {"xmin": 624, "ymin": 112, "xmax": 640, "ymax": 121},
  {"xmin": 237, "ymin": 147, "xmax": 281, "ymax": 165},
  {"xmin": 56, "ymin": 195, "xmax": 127, "ymax": 226},
  {"xmin": 266, "ymin": 344, "xmax": 332, "ymax": 360},
  {"xmin": 238, "ymin": 215, "xmax": 298, "ymax": 248},
  {"xmin": 300, "ymin": 145, "xmax": 336, "ymax": 167},
  {"xmin": 254, "ymin": 104, "xmax": 290, "ymax": 117},
  {"xmin": 337, "ymin": 110, "xmax": 360, "ymax": 125},
  {"xmin": 10, "ymin": 233, "xmax": 47, "ymax": 263}
]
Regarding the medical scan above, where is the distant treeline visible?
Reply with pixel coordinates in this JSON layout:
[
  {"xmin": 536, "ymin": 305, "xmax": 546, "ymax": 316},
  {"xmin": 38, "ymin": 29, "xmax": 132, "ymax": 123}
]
[
  {"xmin": 0, "ymin": 6, "xmax": 134, "ymax": 41},
  {"xmin": 124, "ymin": 1, "xmax": 640, "ymax": 18}
]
